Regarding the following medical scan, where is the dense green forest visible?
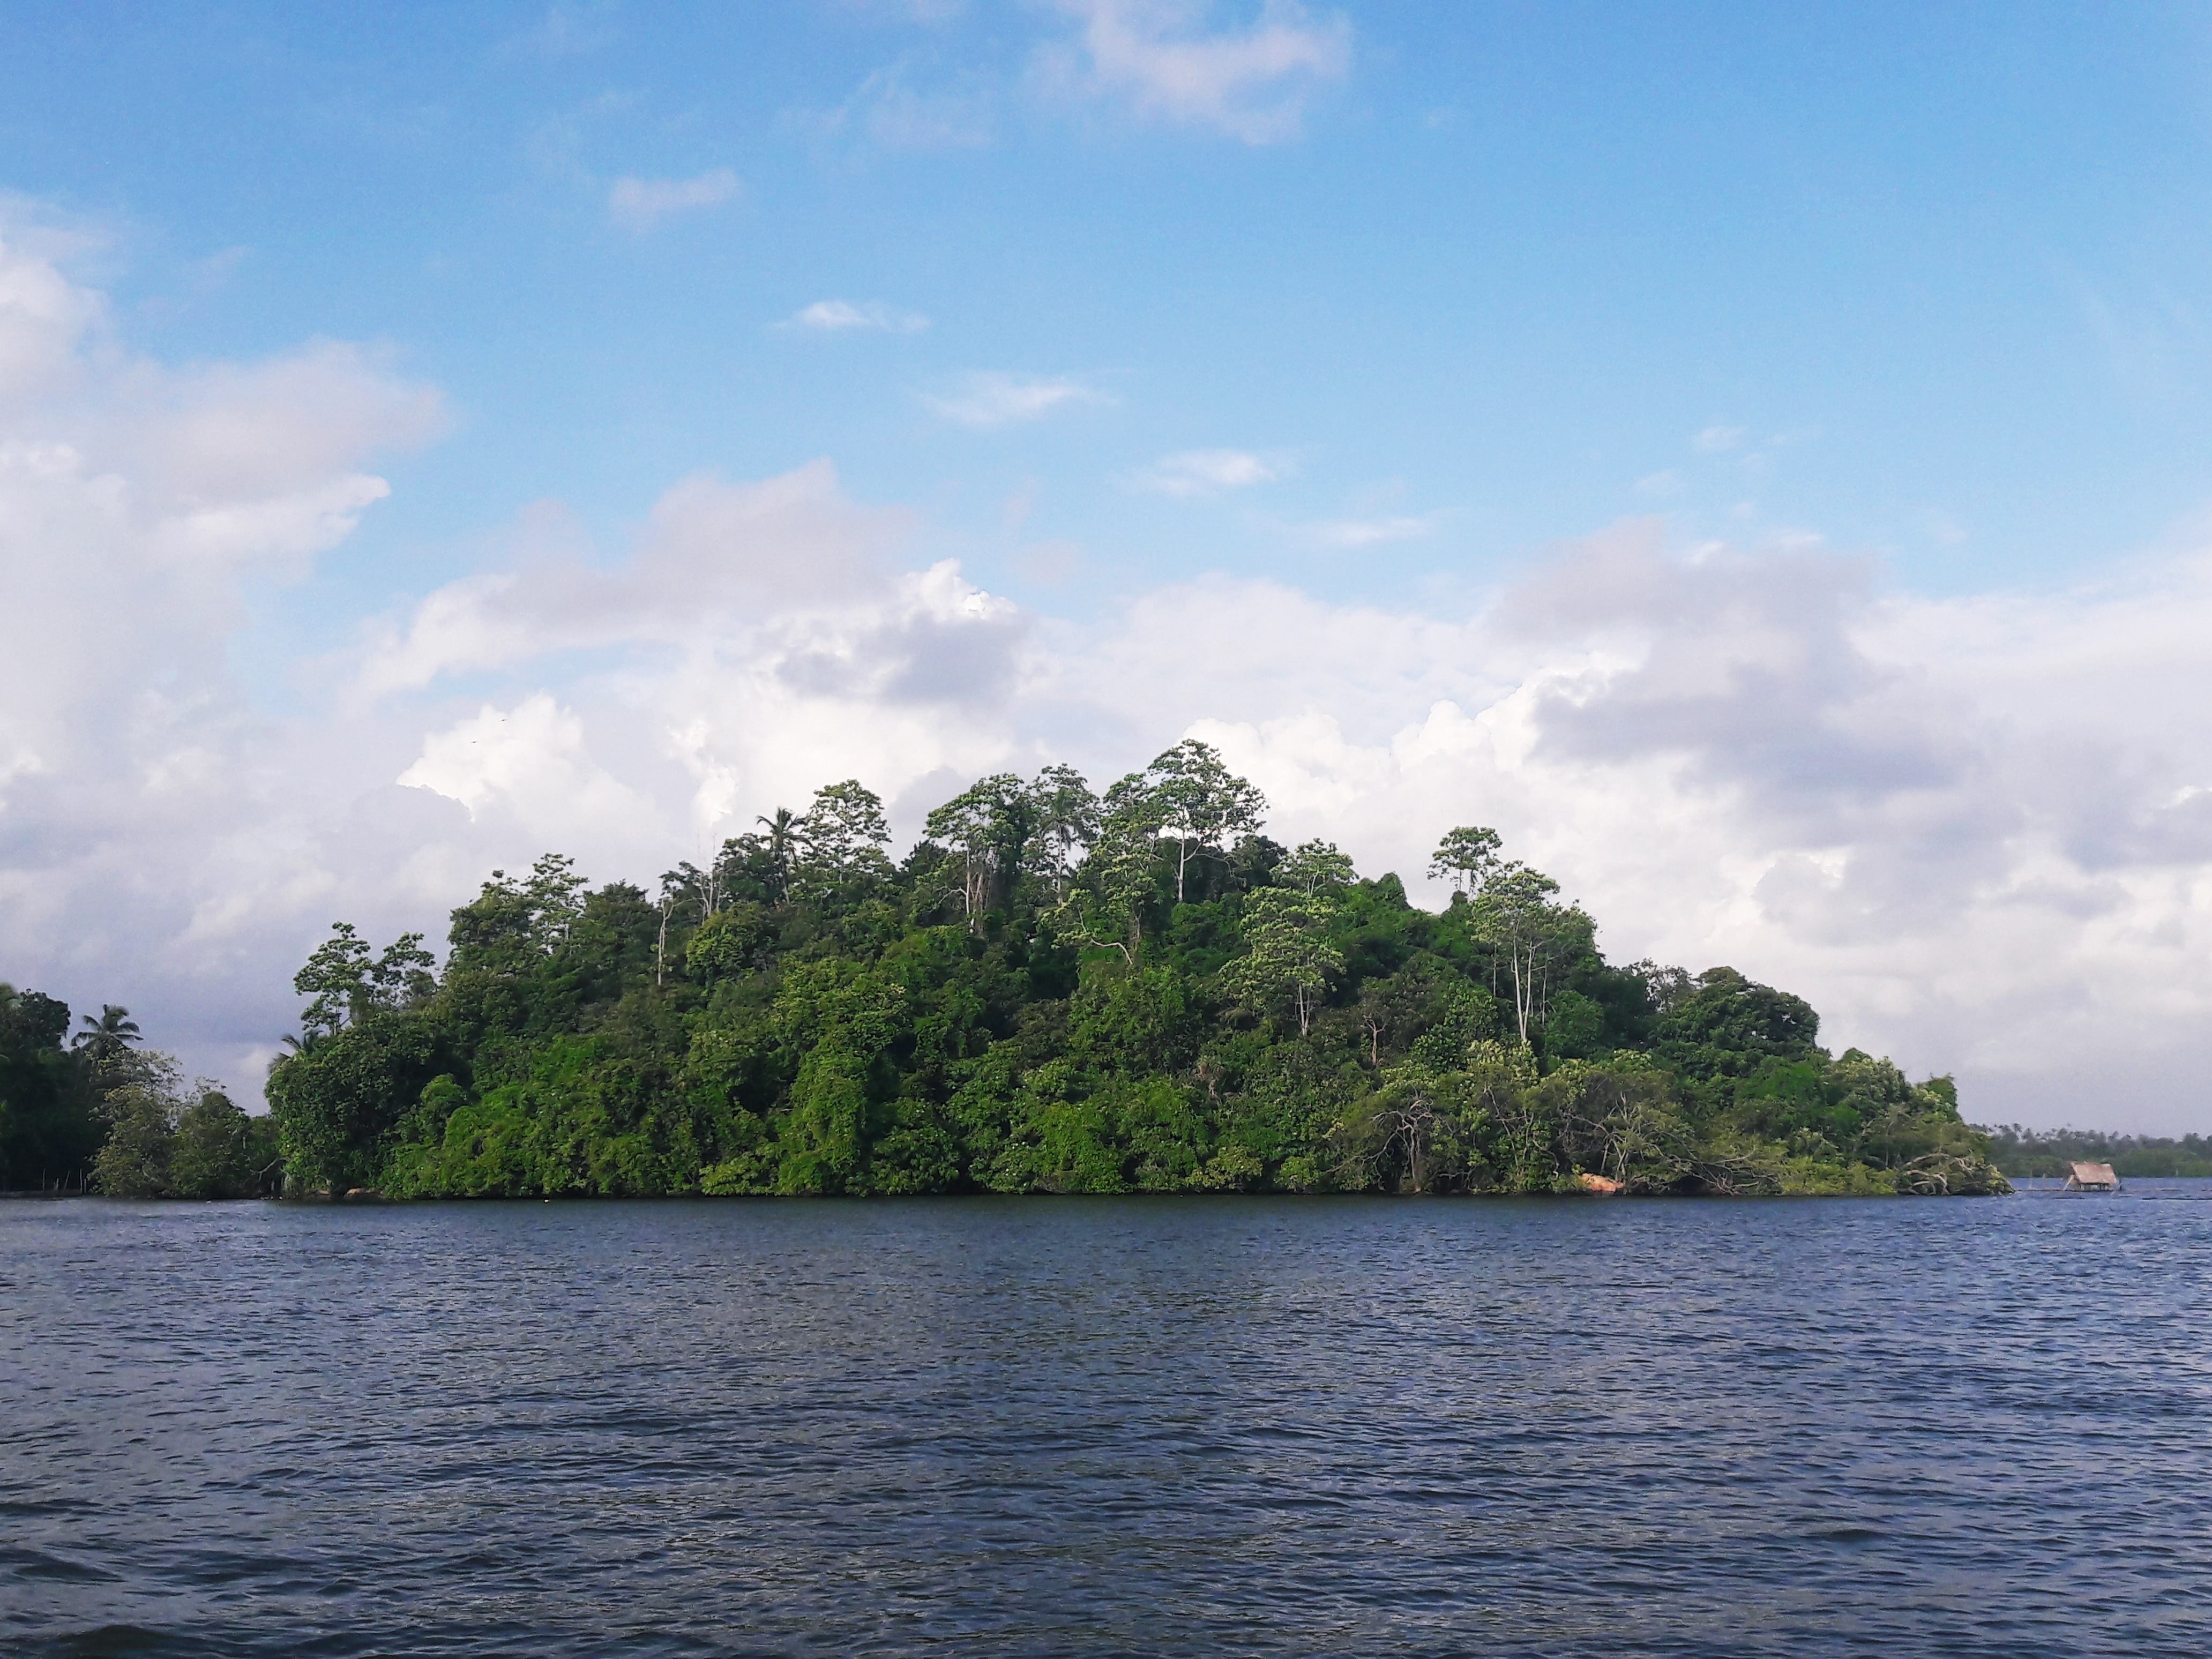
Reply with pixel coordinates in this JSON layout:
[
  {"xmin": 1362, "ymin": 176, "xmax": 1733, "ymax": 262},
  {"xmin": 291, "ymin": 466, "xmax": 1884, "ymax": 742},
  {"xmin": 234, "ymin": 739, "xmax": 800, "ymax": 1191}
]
[
  {"xmin": 1983, "ymin": 1125, "xmax": 2212, "ymax": 1179},
  {"xmin": 0, "ymin": 989, "xmax": 277, "ymax": 1197},
  {"xmin": 258, "ymin": 742, "xmax": 2008, "ymax": 1199}
]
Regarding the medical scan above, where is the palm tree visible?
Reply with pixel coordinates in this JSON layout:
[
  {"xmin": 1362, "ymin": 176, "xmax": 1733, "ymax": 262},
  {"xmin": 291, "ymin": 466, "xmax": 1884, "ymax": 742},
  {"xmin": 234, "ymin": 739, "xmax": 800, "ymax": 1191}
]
[
  {"xmin": 72, "ymin": 1004, "xmax": 140, "ymax": 1064},
  {"xmin": 757, "ymin": 806, "xmax": 801, "ymax": 902}
]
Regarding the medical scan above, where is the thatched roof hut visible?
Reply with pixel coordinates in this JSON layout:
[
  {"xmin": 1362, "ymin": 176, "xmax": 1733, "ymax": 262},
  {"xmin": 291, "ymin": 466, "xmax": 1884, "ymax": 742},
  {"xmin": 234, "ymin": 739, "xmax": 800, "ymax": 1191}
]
[{"xmin": 2062, "ymin": 1160, "xmax": 2120, "ymax": 1192}]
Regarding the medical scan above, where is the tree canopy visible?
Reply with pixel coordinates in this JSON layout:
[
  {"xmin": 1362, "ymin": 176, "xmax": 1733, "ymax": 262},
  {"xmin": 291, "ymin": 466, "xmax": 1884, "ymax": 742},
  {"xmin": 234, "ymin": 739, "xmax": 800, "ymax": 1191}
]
[{"xmin": 255, "ymin": 759, "xmax": 2008, "ymax": 1200}]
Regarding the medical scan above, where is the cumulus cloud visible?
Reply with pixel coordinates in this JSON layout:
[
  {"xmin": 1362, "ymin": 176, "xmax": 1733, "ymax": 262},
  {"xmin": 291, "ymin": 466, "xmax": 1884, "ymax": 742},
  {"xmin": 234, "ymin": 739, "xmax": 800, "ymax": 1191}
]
[
  {"xmin": 1134, "ymin": 447, "xmax": 1279, "ymax": 496},
  {"xmin": 606, "ymin": 168, "xmax": 741, "ymax": 232},
  {"xmin": 923, "ymin": 371, "xmax": 1108, "ymax": 428},
  {"xmin": 397, "ymin": 694, "xmax": 652, "ymax": 834},
  {"xmin": 785, "ymin": 298, "xmax": 930, "ymax": 334},
  {"xmin": 355, "ymin": 460, "xmax": 913, "ymax": 696},
  {"xmin": 1040, "ymin": 0, "xmax": 1352, "ymax": 143},
  {"xmin": 0, "ymin": 221, "xmax": 447, "ymax": 1096},
  {"xmin": 0, "ymin": 223, "xmax": 107, "ymax": 409}
]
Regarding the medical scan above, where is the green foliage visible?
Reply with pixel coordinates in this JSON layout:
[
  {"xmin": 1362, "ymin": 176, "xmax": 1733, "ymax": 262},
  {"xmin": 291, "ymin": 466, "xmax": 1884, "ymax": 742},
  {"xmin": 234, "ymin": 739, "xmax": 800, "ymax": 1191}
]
[
  {"xmin": 1, "ymin": 983, "xmax": 102, "ymax": 1190},
  {"xmin": 1220, "ymin": 887, "xmax": 1344, "ymax": 1035},
  {"xmin": 294, "ymin": 923, "xmax": 437, "ymax": 1038},
  {"xmin": 169, "ymin": 1092, "xmax": 280, "ymax": 1199},
  {"xmin": 1542, "ymin": 989, "xmax": 1608, "ymax": 1062},
  {"xmin": 92, "ymin": 1080, "xmax": 178, "ymax": 1198},
  {"xmin": 791, "ymin": 779, "xmax": 896, "ymax": 903},
  {"xmin": 256, "ymin": 758, "xmax": 2014, "ymax": 1201},
  {"xmin": 84, "ymin": 1051, "xmax": 281, "ymax": 1200},
  {"xmin": 1656, "ymin": 967, "xmax": 1822, "ymax": 1086},
  {"xmin": 4, "ymin": 984, "xmax": 287, "ymax": 1199},
  {"xmin": 686, "ymin": 903, "xmax": 775, "ymax": 982},
  {"xmin": 267, "ymin": 1013, "xmax": 444, "ymax": 1192},
  {"xmin": 1144, "ymin": 738, "xmax": 1267, "ymax": 902},
  {"xmin": 1428, "ymin": 825, "xmax": 1501, "ymax": 893}
]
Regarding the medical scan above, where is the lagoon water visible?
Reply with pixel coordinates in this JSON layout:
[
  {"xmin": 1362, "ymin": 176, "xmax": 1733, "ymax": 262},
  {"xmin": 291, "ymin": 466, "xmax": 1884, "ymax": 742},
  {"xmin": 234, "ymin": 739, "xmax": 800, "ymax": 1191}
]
[{"xmin": 4, "ymin": 1192, "xmax": 2209, "ymax": 1657}]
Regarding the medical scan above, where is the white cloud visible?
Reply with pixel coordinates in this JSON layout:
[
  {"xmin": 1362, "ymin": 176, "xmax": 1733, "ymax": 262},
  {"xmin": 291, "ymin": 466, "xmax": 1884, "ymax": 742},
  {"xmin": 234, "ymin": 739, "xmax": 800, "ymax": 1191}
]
[
  {"xmin": 1041, "ymin": 0, "xmax": 1352, "ymax": 143},
  {"xmin": 398, "ymin": 693, "xmax": 652, "ymax": 835},
  {"xmin": 355, "ymin": 459, "xmax": 914, "ymax": 697},
  {"xmin": 0, "ymin": 219, "xmax": 449, "ymax": 1096},
  {"xmin": 1694, "ymin": 423, "xmax": 1746, "ymax": 453},
  {"xmin": 607, "ymin": 168, "xmax": 741, "ymax": 233},
  {"xmin": 923, "ymin": 371, "xmax": 1108, "ymax": 428},
  {"xmin": 0, "ymin": 216, "xmax": 109, "ymax": 409},
  {"xmin": 1135, "ymin": 447, "xmax": 1279, "ymax": 496},
  {"xmin": 786, "ymin": 298, "xmax": 930, "ymax": 334}
]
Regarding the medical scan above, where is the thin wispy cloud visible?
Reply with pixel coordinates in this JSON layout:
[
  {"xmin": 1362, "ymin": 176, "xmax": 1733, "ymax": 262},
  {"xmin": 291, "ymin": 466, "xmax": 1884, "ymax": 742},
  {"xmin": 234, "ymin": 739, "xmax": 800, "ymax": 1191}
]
[
  {"xmin": 785, "ymin": 299, "xmax": 930, "ymax": 334},
  {"xmin": 1134, "ymin": 447, "xmax": 1280, "ymax": 496},
  {"xmin": 606, "ymin": 168, "xmax": 741, "ymax": 233},
  {"xmin": 803, "ymin": 64, "xmax": 994, "ymax": 153},
  {"xmin": 1304, "ymin": 511, "xmax": 1440, "ymax": 548},
  {"xmin": 924, "ymin": 371, "xmax": 1108, "ymax": 428},
  {"xmin": 1693, "ymin": 423, "xmax": 1746, "ymax": 454},
  {"xmin": 512, "ymin": 1, "xmax": 619, "ymax": 57},
  {"xmin": 1042, "ymin": 0, "xmax": 1352, "ymax": 144}
]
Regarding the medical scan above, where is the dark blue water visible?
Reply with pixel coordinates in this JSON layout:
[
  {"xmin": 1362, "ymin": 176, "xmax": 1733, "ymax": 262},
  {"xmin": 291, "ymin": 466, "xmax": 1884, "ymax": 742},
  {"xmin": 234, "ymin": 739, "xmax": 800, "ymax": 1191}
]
[{"xmin": 4, "ymin": 1192, "xmax": 2209, "ymax": 1657}]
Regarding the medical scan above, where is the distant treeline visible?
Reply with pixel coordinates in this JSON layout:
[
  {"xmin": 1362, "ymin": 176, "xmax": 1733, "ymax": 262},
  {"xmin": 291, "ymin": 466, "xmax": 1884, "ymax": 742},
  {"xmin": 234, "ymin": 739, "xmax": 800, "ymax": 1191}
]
[
  {"xmin": 0, "ymin": 989, "xmax": 279, "ymax": 1197},
  {"xmin": 259, "ymin": 743, "xmax": 2011, "ymax": 1200},
  {"xmin": 1981, "ymin": 1125, "xmax": 2212, "ymax": 1179}
]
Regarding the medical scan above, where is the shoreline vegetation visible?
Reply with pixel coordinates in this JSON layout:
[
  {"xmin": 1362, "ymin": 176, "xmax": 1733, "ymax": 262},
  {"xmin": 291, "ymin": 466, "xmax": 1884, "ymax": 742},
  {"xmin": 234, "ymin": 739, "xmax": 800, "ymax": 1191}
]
[
  {"xmin": 6, "ymin": 745, "xmax": 2029, "ymax": 1201},
  {"xmin": 0, "ymin": 997, "xmax": 278, "ymax": 1199},
  {"xmin": 1980, "ymin": 1126, "xmax": 2212, "ymax": 1180}
]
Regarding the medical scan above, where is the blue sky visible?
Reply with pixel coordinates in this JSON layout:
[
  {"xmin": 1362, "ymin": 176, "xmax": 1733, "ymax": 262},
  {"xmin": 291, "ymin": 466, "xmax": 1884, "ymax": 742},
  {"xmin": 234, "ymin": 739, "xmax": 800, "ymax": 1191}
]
[
  {"xmin": 14, "ymin": 1, "xmax": 2212, "ymax": 625},
  {"xmin": 7, "ymin": 2, "xmax": 2212, "ymax": 1126}
]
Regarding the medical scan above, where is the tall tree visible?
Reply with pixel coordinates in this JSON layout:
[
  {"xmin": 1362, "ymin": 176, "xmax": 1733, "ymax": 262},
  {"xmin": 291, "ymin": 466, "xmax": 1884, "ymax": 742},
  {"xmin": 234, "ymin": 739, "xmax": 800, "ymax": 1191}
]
[
  {"xmin": 72, "ymin": 1004, "xmax": 143, "ymax": 1075},
  {"xmin": 1072, "ymin": 772, "xmax": 1171, "ymax": 961},
  {"xmin": 791, "ymin": 780, "xmax": 895, "ymax": 899},
  {"xmin": 293, "ymin": 927, "xmax": 437, "ymax": 1040},
  {"xmin": 1, "ymin": 984, "xmax": 100, "ymax": 1191},
  {"xmin": 1027, "ymin": 764, "xmax": 1099, "ymax": 905},
  {"xmin": 1429, "ymin": 826, "xmax": 1503, "ymax": 894},
  {"xmin": 1144, "ymin": 739, "xmax": 1267, "ymax": 902},
  {"xmin": 756, "ymin": 806, "xmax": 802, "ymax": 902},
  {"xmin": 521, "ymin": 854, "xmax": 587, "ymax": 947},
  {"xmin": 92, "ymin": 1078, "xmax": 178, "ymax": 1197},
  {"xmin": 370, "ymin": 935, "xmax": 437, "ymax": 1009},
  {"xmin": 1280, "ymin": 839, "xmax": 1357, "ymax": 897},
  {"xmin": 925, "ymin": 773, "xmax": 1035, "ymax": 930},
  {"xmin": 1223, "ymin": 887, "xmax": 1345, "ymax": 1036},
  {"xmin": 1467, "ymin": 862, "xmax": 1586, "ymax": 1047}
]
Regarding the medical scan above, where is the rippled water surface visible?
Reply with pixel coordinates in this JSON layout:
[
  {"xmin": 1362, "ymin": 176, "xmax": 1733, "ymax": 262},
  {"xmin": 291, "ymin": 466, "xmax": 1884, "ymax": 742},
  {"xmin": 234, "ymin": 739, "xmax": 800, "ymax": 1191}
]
[{"xmin": 5, "ymin": 1192, "xmax": 2210, "ymax": 1656}]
